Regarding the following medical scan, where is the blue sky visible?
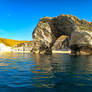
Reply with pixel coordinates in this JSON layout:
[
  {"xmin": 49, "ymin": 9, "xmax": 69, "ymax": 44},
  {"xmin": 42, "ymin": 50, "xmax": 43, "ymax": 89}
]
[{"xmin": 0, "ymin": 0, "xmax": 92, "ymax": 40}]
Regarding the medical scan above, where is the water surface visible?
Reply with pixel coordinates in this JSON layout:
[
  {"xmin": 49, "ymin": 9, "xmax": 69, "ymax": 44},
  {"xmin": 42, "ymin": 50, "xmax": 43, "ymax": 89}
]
[{"xmin": 0, "ymin": 52, "xmax": 92, "ymax": 92}]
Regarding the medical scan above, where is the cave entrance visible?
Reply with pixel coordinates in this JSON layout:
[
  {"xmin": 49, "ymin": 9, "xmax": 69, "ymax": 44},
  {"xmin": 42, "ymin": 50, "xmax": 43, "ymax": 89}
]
[{"xmin": 52, "ymin": 35, "xmax": 70, "ymax": 51}]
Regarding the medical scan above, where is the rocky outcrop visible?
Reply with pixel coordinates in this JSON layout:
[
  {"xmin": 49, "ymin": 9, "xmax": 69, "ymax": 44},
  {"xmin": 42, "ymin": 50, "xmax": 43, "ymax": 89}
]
[
  {"xmin": 52, "ymin": 35, "xmax": 69, "ymax": 50},
  {"xmin": 31, "ymin": 14, "xmax": 92, "ymax": 55},
  {"xmin": 69, "ymin": 30, "xmax": 92, "ymax": 55}
]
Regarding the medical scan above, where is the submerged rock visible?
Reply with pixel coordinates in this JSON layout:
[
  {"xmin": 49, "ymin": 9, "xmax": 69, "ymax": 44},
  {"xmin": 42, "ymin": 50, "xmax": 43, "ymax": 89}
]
[{"xmin": 31, "ymin": 14, "xmax": 92, "ymax": 55}]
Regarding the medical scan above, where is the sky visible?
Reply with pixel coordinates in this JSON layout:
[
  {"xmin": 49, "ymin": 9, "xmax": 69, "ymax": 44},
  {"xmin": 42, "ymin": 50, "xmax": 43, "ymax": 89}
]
[{"xmin": 0, "ymin": 0, "xmax": 92, "ymax": 41}]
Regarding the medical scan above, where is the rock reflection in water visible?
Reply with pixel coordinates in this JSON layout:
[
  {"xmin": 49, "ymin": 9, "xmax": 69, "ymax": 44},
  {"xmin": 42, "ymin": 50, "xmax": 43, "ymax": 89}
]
[
  {"xmin": 31, "ymin": 54, "xmax": 92, "ymax": 90},
  {"xmin": 0, "ymin": 53, "xmax": 92, "ymax": 91}
]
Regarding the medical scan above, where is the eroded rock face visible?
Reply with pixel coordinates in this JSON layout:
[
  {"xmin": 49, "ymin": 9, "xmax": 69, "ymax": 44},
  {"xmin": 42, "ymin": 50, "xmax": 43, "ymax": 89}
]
[
  {"xmin": 70, "ymin": 30, "xmax": 92, "ymax": 55},
  {"xmin": 52, "ymin": 35, "xmax": 69, "ymax": 50},
  {"xmin": 32, "ymin": 14, "xmax": 92, "ymax": 54}
]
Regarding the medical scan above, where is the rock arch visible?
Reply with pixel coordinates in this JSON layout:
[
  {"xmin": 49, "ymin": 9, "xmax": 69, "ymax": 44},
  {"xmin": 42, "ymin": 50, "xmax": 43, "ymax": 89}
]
[{"xmin": 32, "ymin": 14, "xmax": 92, "ymax": 54}]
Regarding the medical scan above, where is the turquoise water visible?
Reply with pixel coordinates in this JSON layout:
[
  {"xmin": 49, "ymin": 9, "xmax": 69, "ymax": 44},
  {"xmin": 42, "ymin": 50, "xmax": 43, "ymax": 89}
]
[{"xmin": 0, "ymin": 52, "xmax": 92, "ymax": 92}]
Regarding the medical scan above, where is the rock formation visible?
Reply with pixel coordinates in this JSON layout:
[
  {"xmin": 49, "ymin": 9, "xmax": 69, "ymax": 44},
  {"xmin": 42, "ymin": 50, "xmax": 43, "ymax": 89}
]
[
  {"xmin": 70, "ymin": 30, "xmax": 92, "ymax": 55},
  {"xmin": 31, "ymin": 14, "xmax": 92, "ymax": 55},
  {"xmin": 52, "ymin": 35, "xmax": 69, "ymax": 50}
]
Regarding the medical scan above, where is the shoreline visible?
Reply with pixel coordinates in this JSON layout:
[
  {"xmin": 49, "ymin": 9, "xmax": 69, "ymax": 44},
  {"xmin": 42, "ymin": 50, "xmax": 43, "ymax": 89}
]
[
  {"xmin": 0, "ymin": 50, "xmax": 71, "ymax": 54},
  {"xmin": 52, "ymin": 50, "xmax": 71, "ymax": 54}
]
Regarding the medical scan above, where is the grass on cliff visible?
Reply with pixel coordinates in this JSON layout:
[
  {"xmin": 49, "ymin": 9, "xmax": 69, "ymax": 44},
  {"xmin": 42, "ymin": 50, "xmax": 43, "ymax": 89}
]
[{"xmin": 0, "ymin": 38, "xmax": 29, "ymax": 47}]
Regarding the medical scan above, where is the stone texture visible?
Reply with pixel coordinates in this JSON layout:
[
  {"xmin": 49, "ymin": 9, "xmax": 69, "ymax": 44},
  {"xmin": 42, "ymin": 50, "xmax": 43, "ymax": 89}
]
[
  {"xmin": 52, "ymin": 35, "xmax": 69, "ymax": 50},
  {"xmin": 69, "ymin": 29, "xmax": 92, "ymax": 55},
  {"xmin": 31, "ymin": 14, "xmax": 92, "ymax": 54}
]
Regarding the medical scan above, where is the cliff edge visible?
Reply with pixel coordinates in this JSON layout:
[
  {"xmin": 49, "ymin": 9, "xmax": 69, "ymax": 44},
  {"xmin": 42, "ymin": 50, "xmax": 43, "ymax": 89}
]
[{"xmin": 31, "ymin": 14, "xmax": 92, "ymax": 55}]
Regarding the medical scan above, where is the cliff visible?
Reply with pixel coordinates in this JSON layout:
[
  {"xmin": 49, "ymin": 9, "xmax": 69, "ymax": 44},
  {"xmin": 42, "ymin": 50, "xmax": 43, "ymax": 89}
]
[
  {"xmin": 32, "ymin": 14, "xmax": 92, "ymax": 55},
  {"xmin": 0, "ymin": 38, "xmax": 29, "ymax": 47},
  {"xmin": 70, "ymin": 30, "xmax": 92, "ymax": 55}
]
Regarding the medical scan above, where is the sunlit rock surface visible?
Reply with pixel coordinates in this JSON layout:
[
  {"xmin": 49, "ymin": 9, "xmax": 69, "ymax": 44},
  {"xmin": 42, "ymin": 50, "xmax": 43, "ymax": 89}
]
[
  {"xmin": 32, "ymin": 14, "xmax": 92, "ymax": 55},
  {"xmin": 52, "ymin": 35, "xmax": 69, "ymax": 50},
  {"xmin": 70, "ymin": 30, "xmax": 92, "ymax": 55}
]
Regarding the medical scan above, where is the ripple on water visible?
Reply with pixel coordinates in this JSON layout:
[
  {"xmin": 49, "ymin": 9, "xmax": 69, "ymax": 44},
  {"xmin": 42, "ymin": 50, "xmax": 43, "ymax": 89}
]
[{"xmin": 0, "ymin": 53, "xmax": 92, "ymax": 92}]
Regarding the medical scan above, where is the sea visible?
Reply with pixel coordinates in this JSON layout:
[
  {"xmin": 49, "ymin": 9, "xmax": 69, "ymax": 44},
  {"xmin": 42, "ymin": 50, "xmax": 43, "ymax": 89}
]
[{"xmin": 0, "ymin": 52, "xmax": 92, "ymax": 92}]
